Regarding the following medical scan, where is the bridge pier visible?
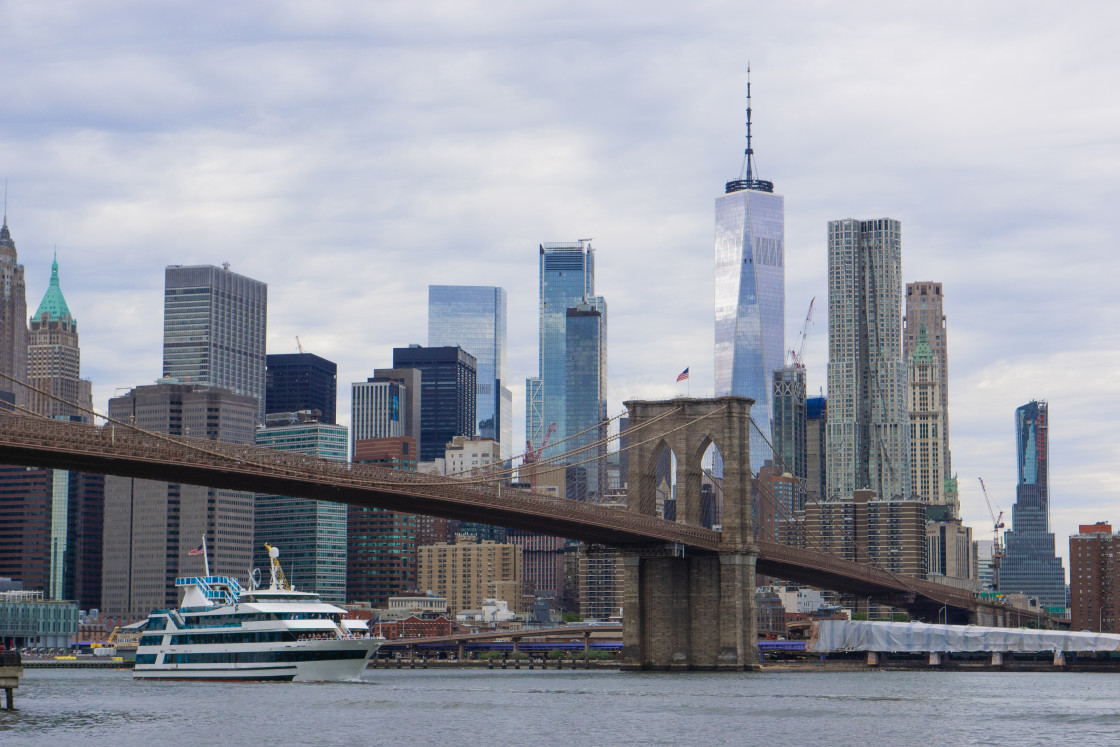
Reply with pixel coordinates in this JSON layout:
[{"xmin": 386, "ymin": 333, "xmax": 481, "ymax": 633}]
[{"xmin": 621, "ymin": 551, "xmax": 760, "ymax": 671}]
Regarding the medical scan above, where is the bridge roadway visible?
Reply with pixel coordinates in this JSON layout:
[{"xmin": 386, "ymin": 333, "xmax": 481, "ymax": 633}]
[
  {"xmin": 0, "ymin": 414, "xmax": 1040, "ymax": 623},
  {"xmin": 378, "ymin": 623, "xmax": 622, "ymax": 651}
]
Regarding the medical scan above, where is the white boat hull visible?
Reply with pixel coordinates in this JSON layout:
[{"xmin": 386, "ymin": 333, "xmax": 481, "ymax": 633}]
[{"xmin": 134, "ymin": 638, "xmax": 382, "ymax": 682}]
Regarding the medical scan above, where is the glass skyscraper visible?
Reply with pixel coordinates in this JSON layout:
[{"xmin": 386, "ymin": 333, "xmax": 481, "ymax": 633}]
[
  {"xmin": 266, "ymin": 353, "xmax": 337, "ymax": 425},
  {"xmin": 714, "ymin": 81, "xmax": 784, "ymax": 471},
  {"xmin": 564, "ymin": 302, "xmax": 607, "ymax": 499},
  {"xmin": 527, "ymin": 241, "xmax": 604, "ymax": 463},
  {"xmin": 392, "ymin": 345, "xmax": 477, "ymax": 463},
  {"xmin": 254, "ymin": 417, "xmax": 349, "ymax": 603},
  {"xmin": 428, "ymin": 285, "xmax": 512, "ymax": 461},
  {"xmin": 163, "ymin": 264, "xmax": 268, "ymax": 421},
  {"xmin": 1000, "ymin": 400, "xmax": 1066, "ymax": 608}
]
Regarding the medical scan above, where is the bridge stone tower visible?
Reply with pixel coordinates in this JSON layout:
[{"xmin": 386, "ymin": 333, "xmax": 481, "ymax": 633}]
[{"xmin": 621, "ymin": 396, "xmax": 760, "ymax": 670}]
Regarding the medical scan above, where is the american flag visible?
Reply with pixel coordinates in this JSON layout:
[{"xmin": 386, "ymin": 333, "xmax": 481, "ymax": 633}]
[
  {"xmin": 188, "ymin": 542, "xmax": 205, "ymax": 556},
  {"xmin": 676, "ymin": 367, "xmax": 690, "ymax": 383}
]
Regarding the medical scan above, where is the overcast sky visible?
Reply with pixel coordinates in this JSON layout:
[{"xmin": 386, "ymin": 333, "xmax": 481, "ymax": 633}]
[{"xmin": 2, "ymin": 1, "xmax": 1117, "ymax": 573}]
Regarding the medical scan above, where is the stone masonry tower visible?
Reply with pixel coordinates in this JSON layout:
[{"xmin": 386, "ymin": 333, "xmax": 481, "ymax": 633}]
[
  {"xmin": 0, "ymin": 214, "xmax": 27, "ymax": 409},
  {"xmin": 28, "ymin": 254, "xmax": 93, "ymax": 420}
]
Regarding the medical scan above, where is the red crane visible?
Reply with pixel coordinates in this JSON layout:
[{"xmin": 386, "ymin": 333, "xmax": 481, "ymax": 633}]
[
  {"xmin": 979, "ymin": 477, "xmax": 1005, "ymax": 591},
  {"xmin": 524, "ymin": 423, "xmax": 556, "ymax": 464}
]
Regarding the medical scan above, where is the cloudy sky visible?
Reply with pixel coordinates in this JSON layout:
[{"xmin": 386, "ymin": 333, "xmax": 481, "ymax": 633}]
[{"xmin": 2, "ymin": 1, "xmax": 1117, "ymax": 571}]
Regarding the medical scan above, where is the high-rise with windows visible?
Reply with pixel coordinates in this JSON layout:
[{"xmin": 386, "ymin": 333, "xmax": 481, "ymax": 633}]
[
  {"xmin": 393, "ymin": 345, "xmax": 477, "ymax": 463},
  {"xmin": 0, "ymin": 215, "xmax": 27, "ymax": 408},
  {"xmin": 266, "ymin": 353, "xmax": 337, "ymax": 425},
  {"xmin": 527, "ymin": 241, "xmax": 603, "ymax": 461},
  {"xmin": 772, "ymin": 365, "xmax": 806, "ymax": 480},
  {"xmin": 163, "ymin": 264, "xmax": 267, "ymax": 420},
  {"xmin": 102, "ymin": 383, "xmax": 257, "ymax": 619},
  {"xmin": 904, "ymin": 282, "xmax": 950, "ymax": 479},
  {"xmin": 254, "ymin": 413, "xmax": 348, "ymax": 603},
  {"xmin": 564, "ymin": 302, "xmax": 607, "ymax": 500},
  {"xmin": 907, "ymin": 326, "xmax": 948, "ymax": 505},
  {"xmin": 1000, "ymin": 400, "xmax": 1066, "ymax": 608},
  {"xmin": 714, "ymin": 75, "xmax": 784, "ymax": 467},
  {"xmin": 825, "ymin": 218, "xmax": 909, "ymax": 501},
  {"xmin": 428, "ymin": 286, "xmax": 512, "ymax": 461}
]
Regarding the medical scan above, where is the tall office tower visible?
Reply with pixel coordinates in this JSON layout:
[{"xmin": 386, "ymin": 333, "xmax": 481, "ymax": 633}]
[
  {"xmin": 772, "ymin": 365, "xmax": 807, "ymax": 480},
  {"xmin": 1000, "ymin": 400, "xmax": 1066, "ymax": 608},
  {"xmin": 392, "ymin": 345, "xmax": 477, "ymax": 463},
  {"xmin": 428, "ymin": 286, "xmax": 513, "ymax": 461},
  {"xmin": 1070, "ymin": 522, "xmax": 1120, "ymax": 632},
  {"xmin": 265, "ymin": 353, "xmax": 337, "ymax": 425},
  {"xmin": 0, "ymin": 256, "xmax": 104, "ymax": 609},
  {"xmin": 804, "ymin": 489, "xmax": 926, "ymax": 579},
  {"xmin": 0, "ymin": 215, "xmax": 27, "ymax": 408},
  {"xmin": 101, "ymin": 383, "xmax": 257, "ymax": 619},
  {"xmin": 713, "ymin": 75, "xmax": 784, "ymax": 468},
  {"xmin": 805, "ymin": 395, "xmax": 827, "ymax": 501},
  {"xmin": 907, "ymin": 326, "xmax": 949, "ymax": 505},
  {"xmin": 372, "ymin": 368, "xmax": 422, "ymax": 457},
  {"xmin": 27, "ymin": 255, "xmax": 93, "ymax": 419},
  {"xmin": 564, "ymin": 302, "xmax": 607, "ymax": 500},
  {"xmin": 825, "ymin": 218, "xmax": 910, "ymax": 501},
  {"xmin": 0, "ymin": 467, "xmax": 103, "ymax": 610},
  {"xmin": 926, "ymin": 521, "xmax": 973, "ymax": 581},
  {"xmin": 163, "ymin": 264, "xmax": 267, "ymax": 421},
  {"xmin": 526, "ymin": 241, "xmax": 603, "ymax": 460},
  {"xmin": 350, "ymin": 377, "xmax": 406, "ymax": 456},
  {"xmin": 904, "ymin": 282, "xmax": 950, "ymax": 478},
  {"xmin": 254, "ymin": 412, "xmax": 348, "ymax": 603}
]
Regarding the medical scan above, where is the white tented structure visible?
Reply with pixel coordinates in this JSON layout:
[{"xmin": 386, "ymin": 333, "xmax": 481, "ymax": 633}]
[{"xmin": 808, "ymin": 620, "xmax": 1120, "ymax": 654}]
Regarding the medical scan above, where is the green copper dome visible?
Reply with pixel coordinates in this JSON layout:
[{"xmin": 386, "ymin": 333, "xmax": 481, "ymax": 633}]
[
  {"xmin": 33, "ymin": 254, "xmax": 73, "ymax": 323},
  {"xmin": 911, "ymin": 324, "xmax": 934, "ymax": 364}
]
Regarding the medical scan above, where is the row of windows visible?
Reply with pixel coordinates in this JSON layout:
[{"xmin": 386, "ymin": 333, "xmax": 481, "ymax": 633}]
[{"xmin": 140, "ymin": 649, "xmax": 368, "ymax": 665}]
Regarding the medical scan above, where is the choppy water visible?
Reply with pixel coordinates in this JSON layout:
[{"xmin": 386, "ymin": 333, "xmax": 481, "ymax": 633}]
[{"xmin": 2, "ymin": 667, "xmax": 1119, "ymax": 746}]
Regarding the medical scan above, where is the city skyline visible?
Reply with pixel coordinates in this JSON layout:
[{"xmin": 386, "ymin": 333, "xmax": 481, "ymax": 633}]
[{"xmin": 1, "ymin": 2, "xmax": 1117, "ymax": 575}]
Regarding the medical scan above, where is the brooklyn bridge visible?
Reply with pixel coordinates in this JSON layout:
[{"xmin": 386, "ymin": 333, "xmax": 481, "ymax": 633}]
[{"xmin": 0, "ymin": 394, "xmax": 1050, "ymax": 670}]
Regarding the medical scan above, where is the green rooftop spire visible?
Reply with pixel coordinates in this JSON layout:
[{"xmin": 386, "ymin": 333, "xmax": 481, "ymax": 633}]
[
  {"xmin": 912, "ymin": 324, "xmax": 934, "ymax": 365},
  {"xmin": 33, "ymin": 252, "xmax": 73, "ymax": 324}
]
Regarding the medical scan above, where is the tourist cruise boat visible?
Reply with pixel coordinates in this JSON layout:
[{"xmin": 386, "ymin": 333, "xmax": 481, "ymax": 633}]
[{"xmin": 134, "ymin": 544, "xmax": 382, "ymax": 682}]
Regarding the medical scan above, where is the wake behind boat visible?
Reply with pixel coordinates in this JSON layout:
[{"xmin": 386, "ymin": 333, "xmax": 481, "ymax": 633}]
[{"xmin": 133, "ymin": 544, "xmax": 382, "ymax": 682}]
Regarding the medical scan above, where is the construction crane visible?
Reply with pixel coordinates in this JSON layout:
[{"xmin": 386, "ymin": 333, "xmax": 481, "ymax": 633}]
[
  {"xmin": 787, "ymin": 298, "xmax": 815, "ymax": 368},
  {"xmin": 524, "ymin": 423, "xmax": 556, "ymax": 465},
  {"xmin": 978, "ymin": 477, "xmax": 1005, "ymax": 591}
]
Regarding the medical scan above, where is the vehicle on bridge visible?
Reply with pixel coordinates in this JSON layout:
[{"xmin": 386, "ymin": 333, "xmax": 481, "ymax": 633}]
[{"xmin": 134, "ymin": 546, "xmax": 383, "ymax": 682}]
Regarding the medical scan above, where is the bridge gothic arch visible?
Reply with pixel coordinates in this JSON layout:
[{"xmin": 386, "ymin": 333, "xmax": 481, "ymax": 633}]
[{"xmin": 621, "ymin": 396, "xmax": 760, "ymax": 670}]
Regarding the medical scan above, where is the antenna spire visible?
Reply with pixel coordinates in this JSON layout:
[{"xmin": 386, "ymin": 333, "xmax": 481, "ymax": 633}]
[
  {"xmin": 3, "ymin": 179, "xmax": 7, "ymax": 228},
  {"xmin": 724, "ymin": 66, "xmax": 774, "ymax": 194}
]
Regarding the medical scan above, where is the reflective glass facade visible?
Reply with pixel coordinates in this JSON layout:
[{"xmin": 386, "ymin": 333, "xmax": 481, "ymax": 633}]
[
  {"xmin": 533, "ymin": 243, "xmax": 597, "ymax": 458},
  {"xmin": 266, "ymin": 353, "xmax": 337, "ymax": 425},
  {"xmin": 714, "ymin": 187, "xmax": 784, "ymax": 470},
  {"xmin": 254, "ymin": 422, "xmax": 349, "ymax": 603},
  {"xmin": 825, "ymin": 219, "xmax": 910, "ymax": 500},
  {"xmin": 1001, "ymin": 400, "xmax": 1066, "ymax": 607},
  {"xmin": 428, "ymin": 286, "xmax": 512, "ymax": 460},
  {"xmin": 565, "ymin": 303, "xmax": 607, "ymax": 499},
  {"xmin": 163, "ymin": 265, "xmax": 267, "ymax": 421},
  {"xmin": 350, "ymin": 378, "xmax": 406, "ymax": 455},
  {"xmin": 392, "ymin": 346, "xmax": 477, "ymax": 462},
  {"xmin": 772, "ymin": 365, "xmax": 806, "ymax": 480}
]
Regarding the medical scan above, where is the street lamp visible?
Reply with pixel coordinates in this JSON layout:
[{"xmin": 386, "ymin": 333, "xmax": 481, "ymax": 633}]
[{"xmin": 939, "ymin": 605, "xmax": 948, "ymax": 625}]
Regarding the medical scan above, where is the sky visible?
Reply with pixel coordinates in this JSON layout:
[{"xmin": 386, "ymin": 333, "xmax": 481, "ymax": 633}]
[{"xmin": 2, "ymin": 0, "xmax": 1118, "ymax": 574}]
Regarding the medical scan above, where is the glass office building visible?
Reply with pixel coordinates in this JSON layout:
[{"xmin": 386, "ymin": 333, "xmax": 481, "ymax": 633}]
[
  {"xmin": 428, "ymin": 286, "xmax": 512, "ymax": 461},
  {"xmin": 564, "ymin": 303, "xmax": 607, "ymax": 499},
  {"xmin": 392, "ymin": 345, "xmax": 477, "ymax": 463},
  {"xmin": 266, "ymin": 353, "xmax": 337, "ymax": 425},
  {"xmin": 163, "ymin": 265, "xmax": 267, "ymax": 421},
  {"xmin": 254, "ymin": 419, "xmax": 349, "ymax": 603},
  {"xmin": 1000, "ymin": 400, "xmax": 1066, "ymax": 607},
  {"xmin": 528, "ymin": 242, "xmax": 603, "ymax": 462}
]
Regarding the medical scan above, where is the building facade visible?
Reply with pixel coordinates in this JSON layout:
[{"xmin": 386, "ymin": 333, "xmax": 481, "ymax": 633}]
[
  {"xmin": 265, "ymin": 352, "xmax": 337, "ymax": 425},
  {"xmin": 926, "ymin": 520, "xmax": 973, "ymax": 582},
  {"xmin": 527, "ymin": 241, "xmax": 604, "ymax": 460},
  {"xmin": 351, "ymin": 377, "xmax": 406, "ymax": 455},
  {"xmin": 804, "ymin": 489, "xmax": 926, "ymax": 579},
  {"xmin": 907, "ymin": 327, "xmax": 949, "ymax": 504},
  {"xmin": 102, "ymin": 384, "xmax": 257, "ymax": 619},
  {"xmin": 417, "ymin": 540, "xmax": 523, "ymax": 616},
  {"xmin": 428, "ymin": 285, "xmax": 513, "ymax": 461},
  {"xmin": 254, "ymin": 414, "xmax": 348, "ymax": 603},
  {"xmin": 805, "ymin": 395, "xmax": 827, "ymax": 502},
  {"xmin": 27, "ymin": 255, "xmax": 92, "ymax": 419},
  {"xmin": 825, "ymin": 218, "xmax": 910, "ymax": 501},
  {"xmin": 772, "ymin": 365, "xmax": 807, "ymax": 480},
  {"xmin": 564, "ymin": 302, "xmax": 607, "ymax": 500},
  {"xmin": 162, "ymin": 264, "xmax": 267, "ymax": 420},
  {"xmin": 1000, "ymin": 400, "xmax": 1066, "ymax": 608},
  {"xmin": 0, "ymin": 216, "xmax": 27, "ymax": 408},
  {"xmin": 904, "ymin": 282, "xmax": 950, "ymax": 478},
  {"xmin": 714, "ymin": 83, "xmax": 784, "ymax": 465},
  {"xmin": 392, "ymin": 345, "xmax": 477, "ymax": 463},
  {"xmin": 1070, "ymin": 522, "xmax": 1119, "ymax": 632},
  {"xmin": 348, "ymin": 437, "xmax": 418, "ymax": 607}
]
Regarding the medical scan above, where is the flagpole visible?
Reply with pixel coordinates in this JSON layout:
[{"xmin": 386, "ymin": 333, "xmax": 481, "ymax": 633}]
[{"xmin": 203, "ymin": 536, "xmax": 210, "ymax": 578}]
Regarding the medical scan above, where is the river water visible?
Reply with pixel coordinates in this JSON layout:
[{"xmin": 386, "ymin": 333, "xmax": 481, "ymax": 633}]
[{"xmin": 2, "ymin": 667, "xmax": 1118, "ymax": 745}]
